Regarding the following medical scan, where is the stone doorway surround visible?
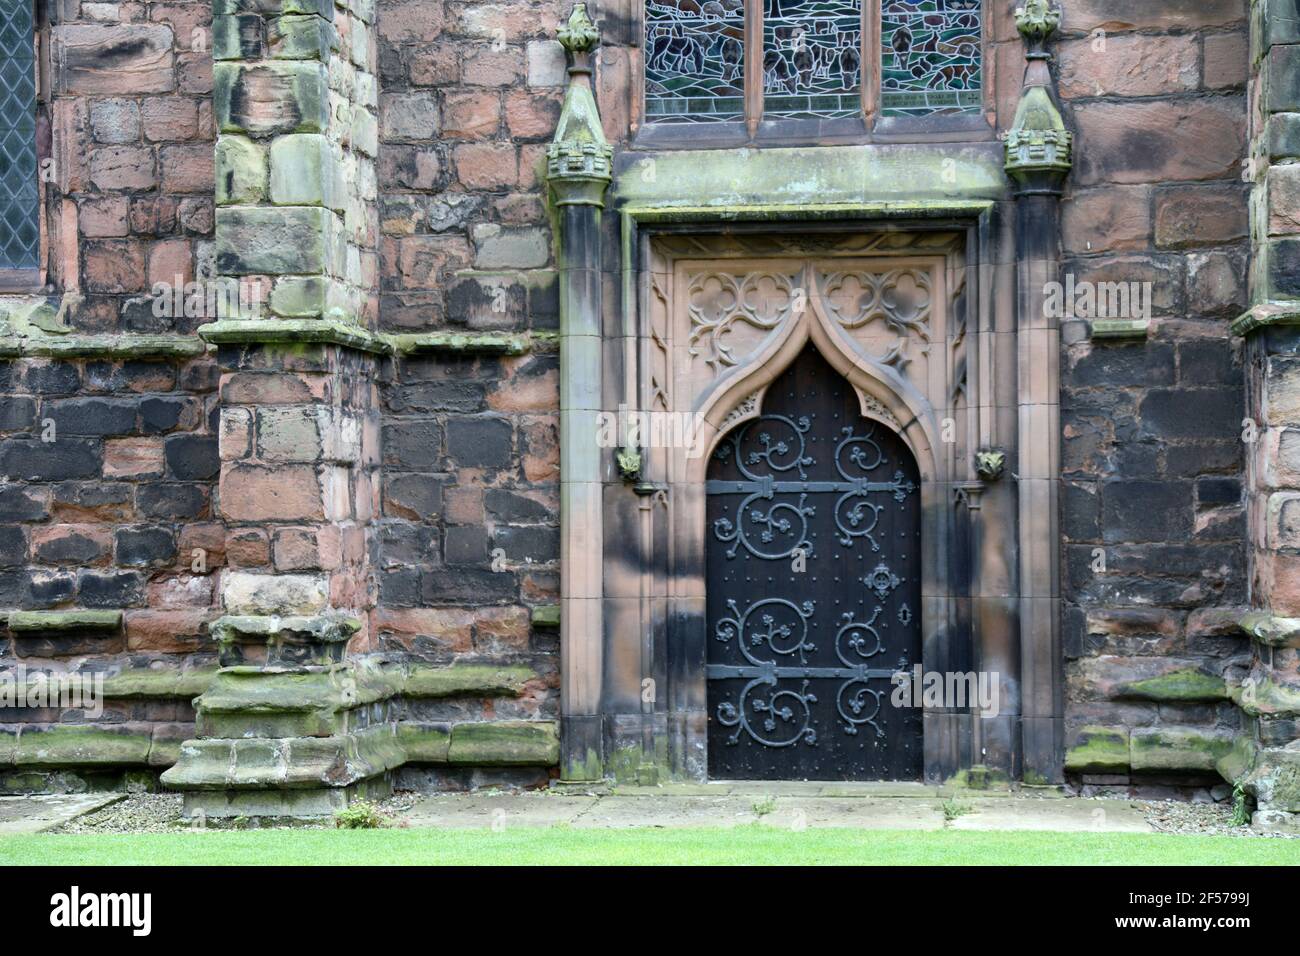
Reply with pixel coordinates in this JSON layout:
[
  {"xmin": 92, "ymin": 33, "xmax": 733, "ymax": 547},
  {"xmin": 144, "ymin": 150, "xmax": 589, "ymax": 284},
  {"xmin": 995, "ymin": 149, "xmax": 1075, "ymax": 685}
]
[
  {"xmin": 599, "ymin": 226, "xmax": 1034, "ymax": 786},
  {"xmin": 548, "ymin": 2, "xmax": 1072, "ymax": 789}
]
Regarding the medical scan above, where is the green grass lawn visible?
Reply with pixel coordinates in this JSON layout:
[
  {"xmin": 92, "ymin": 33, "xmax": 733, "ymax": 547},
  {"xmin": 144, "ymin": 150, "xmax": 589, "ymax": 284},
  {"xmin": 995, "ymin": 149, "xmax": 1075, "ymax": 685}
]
[{"xmin": 3, "ymin": 826, "xmax": 1298, "ymax": 866}]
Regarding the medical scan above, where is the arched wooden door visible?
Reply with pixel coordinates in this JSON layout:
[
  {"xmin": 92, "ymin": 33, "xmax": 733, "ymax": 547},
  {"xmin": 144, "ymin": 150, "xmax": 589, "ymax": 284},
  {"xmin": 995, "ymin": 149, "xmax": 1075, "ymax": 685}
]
[{"xmin": 705, "ymin": 346, "xmax": 923, "ymax": 780}]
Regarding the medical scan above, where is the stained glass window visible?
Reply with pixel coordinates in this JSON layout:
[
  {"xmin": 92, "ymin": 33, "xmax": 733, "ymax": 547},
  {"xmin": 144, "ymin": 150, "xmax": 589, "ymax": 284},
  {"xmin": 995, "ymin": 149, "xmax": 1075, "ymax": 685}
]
[
  {"xmin": 643, "ymin": 0, "xmax": 984, "ymax": 125},
  {"xmin": 0, "ymin": 1, "xmax": 37, "ymax": 270},
  {"xmin": 763, "ymin": 0, "xmax": 861, "ymax": 120},
  {"xmin": 645, "ymin": 0, "xmax": 746, "ymax": 123},
  {"xmin": 880, "ymin": 0, "xmax": 982, "ymax": 117}
]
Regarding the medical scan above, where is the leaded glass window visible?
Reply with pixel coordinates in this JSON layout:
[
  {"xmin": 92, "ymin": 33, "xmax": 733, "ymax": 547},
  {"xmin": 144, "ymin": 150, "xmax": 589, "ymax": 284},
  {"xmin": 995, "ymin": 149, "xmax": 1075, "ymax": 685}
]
[
  {"xmin": 645, "ymin": 0, "xmax": 746, "ymax": 123},
  {"xmin": 642, "ymin": 0, "xmax": 983, "ymax": 127},
  {"xmin": 880, "ymin": 0, "xmax": 982, "ymax": 116},
  {"xmin": 763, "ymin": 0, "xmax": 861, "ymax": 120},
  {"xmin": 0, "ymin": 1, "xmax": 37, "ymax": 271}
]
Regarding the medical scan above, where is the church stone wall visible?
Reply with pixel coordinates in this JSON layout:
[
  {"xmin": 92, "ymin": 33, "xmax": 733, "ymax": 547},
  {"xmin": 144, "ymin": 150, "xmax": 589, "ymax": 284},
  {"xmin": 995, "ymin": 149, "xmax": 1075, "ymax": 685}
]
[{"xmin": 1054, "ymin": 1, "xmax": 1252, "ymax": 792}]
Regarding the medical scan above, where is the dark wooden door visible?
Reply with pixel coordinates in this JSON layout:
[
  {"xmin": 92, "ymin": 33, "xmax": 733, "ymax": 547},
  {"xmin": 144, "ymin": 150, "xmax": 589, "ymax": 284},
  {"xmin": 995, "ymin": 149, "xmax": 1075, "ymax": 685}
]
[{"xmin": 705, "ymin": 346, "xmax": 923, "ymax": 780}]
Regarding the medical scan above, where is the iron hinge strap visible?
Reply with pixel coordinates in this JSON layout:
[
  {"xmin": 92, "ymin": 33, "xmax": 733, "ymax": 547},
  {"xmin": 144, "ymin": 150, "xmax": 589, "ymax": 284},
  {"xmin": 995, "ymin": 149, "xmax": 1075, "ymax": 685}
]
[
  {"xmin": 705, "ymin": 480, "xmax": 908, "ymax": 494},
  {"xmin": 705, "ymin": 665, "xmax": 900, "ymax": 681}
]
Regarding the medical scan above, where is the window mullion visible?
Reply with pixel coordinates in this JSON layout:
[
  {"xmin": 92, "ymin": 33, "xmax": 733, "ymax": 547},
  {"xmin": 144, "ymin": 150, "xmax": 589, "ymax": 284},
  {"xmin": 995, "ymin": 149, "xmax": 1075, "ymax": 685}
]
[
  {"xmin": 746, "ymin": 0, "xmax": 763, "ymax": 135},
  {"xmin": 863, "ymin": 0, "xmax": 878, "ymax": 122}
]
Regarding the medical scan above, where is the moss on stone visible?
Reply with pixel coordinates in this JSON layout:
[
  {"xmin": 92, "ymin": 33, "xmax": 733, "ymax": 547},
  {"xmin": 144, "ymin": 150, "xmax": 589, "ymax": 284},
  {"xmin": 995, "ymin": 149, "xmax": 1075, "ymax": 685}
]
[
  {"xmin": 1130, "ymin": 727, "xmax": 1233, "ymax": 772},
  {"xmin": 1242, "ymin": 749, "xmax": 1300, "ymax": 813},
  {"xmin": 1118, "ymin": 668, "xmax": 1228, "ymax": 703},
  {"xmin": 199, "ymin": 663, "xmax": 401, "ymax": 715},
  {"xmin": 7, "ymin": 610, "xmax": 122, "ymax": 633},
  {"xmin": 613, "ymin": 144, "xmax": 1006, "ymax": 214},
  {"xmin": 1216, "ymin": 735, "xmax": 1257, "ymax": 785},
  {"xmin": 386, "ymin": 331, "xmax": 532, "ymax": 355},
  {"xmin": 447, "ymin": 721, "xmax": 560, "ymax": 767},
  {"xmin": 530, "ymin": 604, "xmax": 560, "ymax": 628},
  {"xmin": 1232, "ymin": 676, "xmax": 1300, "ymax": 717},
  {"xmin": 1064, "ymin": 726, "xmax": 1130, "ymax": 773},
  {"xmin": 198, "ymin": 317, "xmax": 388, "ymax": 353},
  {"xmin": 397, "ymin": 723, "xmax": 452, "ymax": 763},
  {"xmin": 403, "ymin": 663, "xmax": 536, "ymax": 699},
  {"xmin": 945, "ymin": 765, "xmax": 1010, "ymax": 790},
  {"xmin": 14, "ymin": 725, "xmax": 153, "ymax": 768},
  {"xmin": 1238, "ymin": 610, "xmax": 1300, "ymax": 648},
  {"xmin": 101, "ymin": 666, "xmax": 217, "ymax": 700}
]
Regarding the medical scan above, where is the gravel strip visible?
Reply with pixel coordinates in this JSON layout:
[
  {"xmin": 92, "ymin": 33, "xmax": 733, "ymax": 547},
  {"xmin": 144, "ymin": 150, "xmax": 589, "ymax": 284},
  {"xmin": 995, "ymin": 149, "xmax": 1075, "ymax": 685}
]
[
  {"xmin": 1139, "ymin": 799, "xmax": 1296, "ymax": 838},
  {"xmin": 53, "ymin": 791, "xmax": 422, "ymax": 833}
]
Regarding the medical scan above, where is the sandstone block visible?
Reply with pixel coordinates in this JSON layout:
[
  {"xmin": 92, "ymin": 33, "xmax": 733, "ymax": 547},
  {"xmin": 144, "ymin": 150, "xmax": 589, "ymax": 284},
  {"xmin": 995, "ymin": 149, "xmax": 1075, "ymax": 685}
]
[
  {"xmin": 220, "ymin": 462, "xmax": 324, "ymax": 520},
  {"xmin": 269, "ymin": 133, "xmax": 339, "ymax": 208},
  {"xmin": 223, "ymin": 570, "xmax": 330, "ymax": 615},
  {"xmin": 215, "ymin": 206, "xmax": 330, "ymax": 275},
  {"xmin": 214, "ymin": 61, "xmax": 329, "ymax": 135},
  {"xmin": 54, "ymin": 24, "xmax": 176, "ymax": 95}
]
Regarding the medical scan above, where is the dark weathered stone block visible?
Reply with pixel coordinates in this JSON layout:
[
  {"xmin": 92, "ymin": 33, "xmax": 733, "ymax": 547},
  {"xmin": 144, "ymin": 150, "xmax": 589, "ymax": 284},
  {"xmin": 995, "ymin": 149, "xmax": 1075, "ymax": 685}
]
[
  {"xmin": 492, "ymin": 525, "xmax": 558, "ymax": 563},
  {"xmin": 0, "ymin": 440, "xmax": 101, "ymax": 481},
  {"xmin": 381, "ymin": 420, "xmax": 442, "ymax": 470},
  {"xmin": 165, "ymin": 434, "xmax": 219, "ymax": 480},
  {"xmin": 1138, "ymin": 389, "xmax": 1242, "ymax": 440},
  {"xmin": 383, "ymin": 474, "xmax": 443, "ymax": 520},
  {"xmin": 115, "ymin": 527, "xmax": 177, "ymax": 567},
  {"xmin": 445, "ymin": 417, "xmax": 513, "ymax": 468},
  {"xmin": 46, "ymin": 399, "xmax": 138, "ymax": 436},
  {"xmin": 77, "ymin": 569, "xmax": 146, "ymax": 607},
  {"xmin": 443, "ymin": 524, "xmax": 488, "ymax": 566},
  {"xmin": 0, "ymin": 397, "xmax": 36, "ymax": 431},
  {"xmin": 421, "ymin": 568, "xmax": 517, "ymax": 603},
  {"xmin": 1101, "ymin": 480, "xmax": 1194, "ymax": 543}
]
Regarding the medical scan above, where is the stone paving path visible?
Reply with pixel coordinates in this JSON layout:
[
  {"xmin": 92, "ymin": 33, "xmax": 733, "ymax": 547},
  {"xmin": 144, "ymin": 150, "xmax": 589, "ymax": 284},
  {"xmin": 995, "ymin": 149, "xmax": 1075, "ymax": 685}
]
[
  {"xmin": 0, "ymin": 784, "xmax": 1155, "ymax": 834},
  {"xmin": 0, "ymin": 794, "xmax": 123, "ymax": 834},
  {"xmin": 402, "ymin": 783, "xmax": 1154, "ymax": 833}
]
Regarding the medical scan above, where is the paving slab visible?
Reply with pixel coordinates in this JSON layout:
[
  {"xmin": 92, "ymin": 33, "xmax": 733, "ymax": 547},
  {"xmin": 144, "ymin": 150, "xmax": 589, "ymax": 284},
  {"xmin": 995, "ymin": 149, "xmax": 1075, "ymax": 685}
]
[
  {"xmin": 0, "ymin": 794, "xmax": 123, "ymax": 835},
  {"xmin": 759, "ymin": 798, "xmax": 946, "ymax": 830},
  {"xmin": 398, "ymin": 790, "xmax": 1152, "ymax": 833},
  {"xmin": 404, "ymin": 794, "xmax": 598, "ymax": 829},
  {"xmin": 570, "ymin": 795, "xmax": 761, "ymax": 829},
  {"xmin": 950, "ymin": 798, "xmax": 1152, "ymax": 833}
]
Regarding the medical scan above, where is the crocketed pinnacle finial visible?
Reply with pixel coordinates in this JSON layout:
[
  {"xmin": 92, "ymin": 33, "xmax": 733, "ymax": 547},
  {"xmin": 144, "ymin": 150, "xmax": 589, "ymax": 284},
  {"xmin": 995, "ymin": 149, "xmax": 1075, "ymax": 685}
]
[
  {"xmin": 1004, "ymin": 0, "xmax": 1071, "ymax": 186},
  {"xmin": 547, "ymin": 3, "xmax": 613, "ymax": 206},
  {"xmin": 558, "ymin": 3, "xmax": 599, "ymax": 56},
  {"xmin": 1016, "ymin": 0, "xmax": 1061, "ymax": 45}
]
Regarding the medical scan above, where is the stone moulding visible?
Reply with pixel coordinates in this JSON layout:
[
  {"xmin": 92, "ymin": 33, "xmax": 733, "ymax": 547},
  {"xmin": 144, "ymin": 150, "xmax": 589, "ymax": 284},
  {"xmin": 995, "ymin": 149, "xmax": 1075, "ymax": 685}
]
[
  {"xmin": 0, "ymin": 662, "xmax": 556, "ymax": 783},
  {"xmin": 530, "ymin": 604, "xmax": 560, "ymax": 628},
  {"xmin": 1238, "ymin": 611, "xmax": 1300, "ymax": 649},
  {"xmin": 0, "ymin": 295, "xmax": 208, "ymax": 358},
  {"xmin": 385, "ymin": 331, "xmax": 533, "ymax": 356},
  {"xmin": 1230, "ymin": 302, "xmax": 1300, "ymax": 337},
  {"xmin": 3, "ymin": 659, "xmax": 544, "ymax": 704},
  {"xmin": 6, "ymin": 610, "xmax": 122, "ymax": 633},
  {"xmin": 197, "ymin": 318, "xmax": 540, "ymax": 357},
  {"xmin": 1089, "ymin": 318, "xmax": 1151, "ymax": 340},
  {"xmin": 0, "ymin": 333, "xmax": 209, "ymax": 358}
]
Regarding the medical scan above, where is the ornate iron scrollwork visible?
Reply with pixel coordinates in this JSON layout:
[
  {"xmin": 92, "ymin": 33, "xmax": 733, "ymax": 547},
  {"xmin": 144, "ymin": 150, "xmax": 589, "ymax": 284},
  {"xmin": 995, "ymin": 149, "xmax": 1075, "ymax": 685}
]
[
  {"xmin": 710, "ymin": 419, "xmax": 917, "ymax": 560},
  {"xmin": 705, "ymin": 348, "xmax": 924, "ymax": 778},
  {"xmin": 708, "ymin": 601, "xmax": 905, "ymax": 745},
  {"xmin": 864, "ymin": 562, "xmax": 903, "ymax": 601}
]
